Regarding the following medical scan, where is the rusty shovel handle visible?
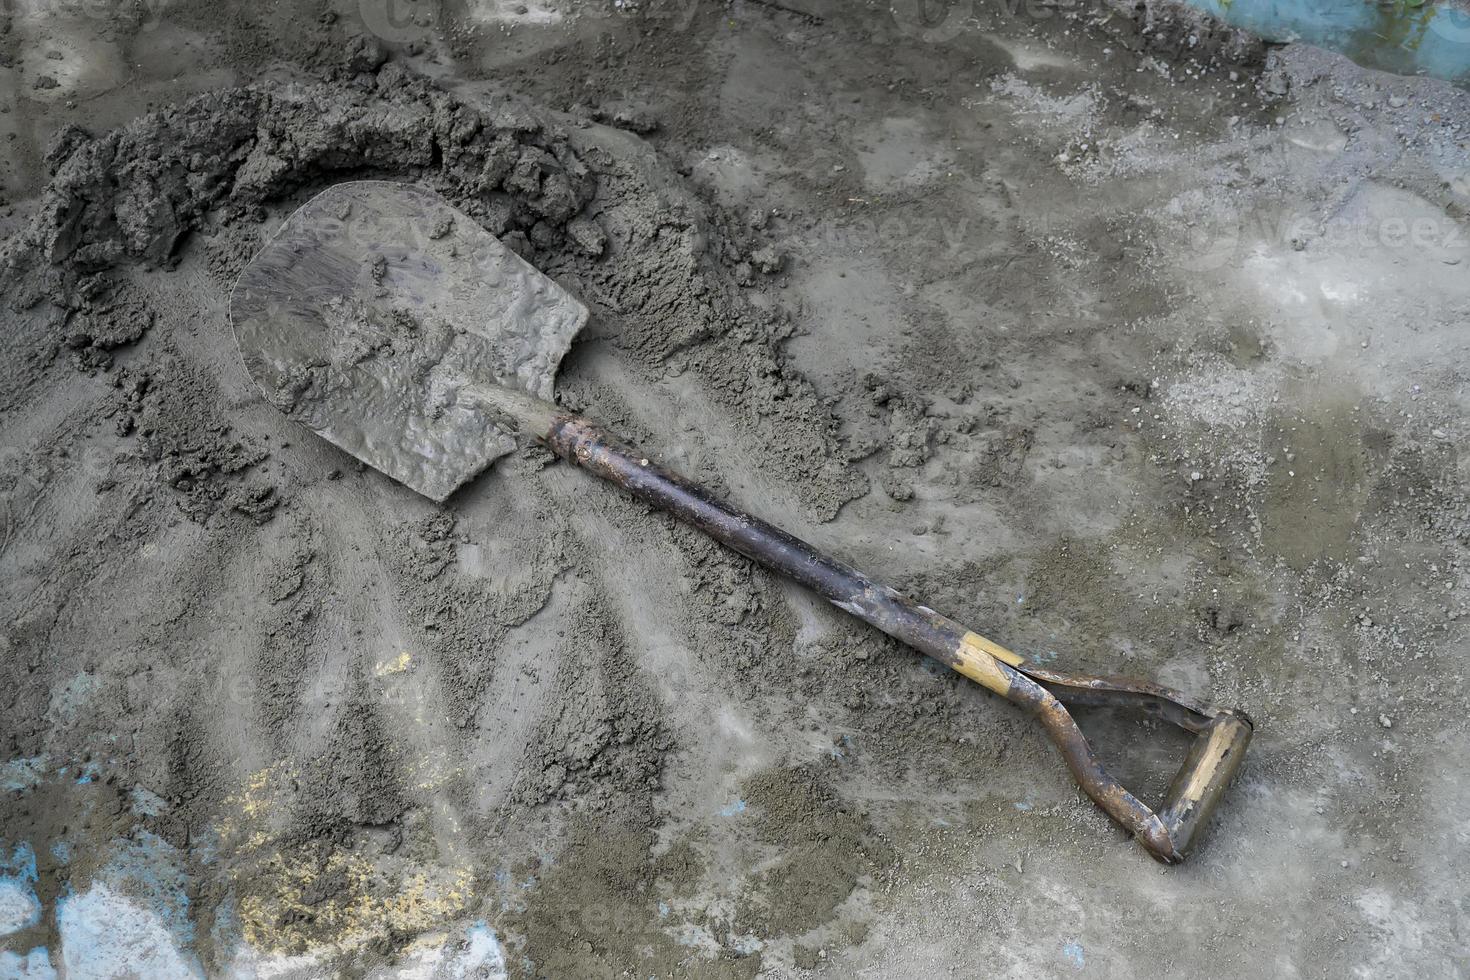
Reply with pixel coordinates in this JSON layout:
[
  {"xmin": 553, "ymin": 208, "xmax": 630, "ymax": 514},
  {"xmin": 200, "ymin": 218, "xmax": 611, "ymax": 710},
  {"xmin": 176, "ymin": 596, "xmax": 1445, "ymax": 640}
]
[{"xmin": 472, "ymin": 384, "xmax": 1251, "ymax": 862}]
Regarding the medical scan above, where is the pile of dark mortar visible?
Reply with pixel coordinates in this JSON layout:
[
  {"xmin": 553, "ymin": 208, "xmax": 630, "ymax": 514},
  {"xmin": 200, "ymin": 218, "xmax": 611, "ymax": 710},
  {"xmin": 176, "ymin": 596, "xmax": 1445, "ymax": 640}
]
[
  {"xmin": 0, "ymin": 62, "xmax": 863, "ymax": 523},
  {"xmin": 0, "ymin": 60, "xmax": 881, "ymax": 971}
]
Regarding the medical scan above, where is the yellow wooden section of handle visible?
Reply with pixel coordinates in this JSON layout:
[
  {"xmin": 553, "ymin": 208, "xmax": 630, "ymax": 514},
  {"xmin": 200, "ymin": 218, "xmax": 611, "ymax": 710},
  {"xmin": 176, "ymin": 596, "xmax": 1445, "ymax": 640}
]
[
  {"xmin": 1175, "ymin": 716, "xmax": 1245, "ymax": 804},
  {"xmin": 952, "ymin": 631, "xmax": 1025, "ymax": 697}
]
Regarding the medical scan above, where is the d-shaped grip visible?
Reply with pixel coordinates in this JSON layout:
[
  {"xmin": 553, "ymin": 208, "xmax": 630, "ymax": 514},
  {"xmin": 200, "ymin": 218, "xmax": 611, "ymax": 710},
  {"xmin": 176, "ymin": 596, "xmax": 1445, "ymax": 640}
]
[
  {"xmin": 1011, "ymin": 665, "xmax": 1253, "ymax": 863},
  {"xmin": 1156, "ymin": 710, "xmax": 1253, "ymax": 859}
]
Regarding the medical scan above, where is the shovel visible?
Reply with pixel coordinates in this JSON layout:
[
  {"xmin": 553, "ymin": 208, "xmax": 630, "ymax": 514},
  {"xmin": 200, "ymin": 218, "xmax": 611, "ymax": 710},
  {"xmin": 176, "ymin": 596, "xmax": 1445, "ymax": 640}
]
[{"xmin": 230, "ymin": 181, "xmax": 1252, "ymax": 864}]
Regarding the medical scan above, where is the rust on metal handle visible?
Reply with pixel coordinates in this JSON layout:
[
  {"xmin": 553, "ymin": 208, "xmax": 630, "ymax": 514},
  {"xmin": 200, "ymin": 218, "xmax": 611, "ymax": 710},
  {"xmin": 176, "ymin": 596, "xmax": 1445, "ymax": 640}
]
[{"xmin": 537, "ymin": 408, "xmax": 1252, "ymax": 863}]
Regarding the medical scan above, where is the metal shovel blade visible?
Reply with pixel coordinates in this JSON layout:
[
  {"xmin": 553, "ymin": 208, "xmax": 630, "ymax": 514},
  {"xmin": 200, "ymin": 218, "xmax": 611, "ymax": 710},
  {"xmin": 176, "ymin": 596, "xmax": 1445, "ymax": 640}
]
[{"xmin": 229, "ymin": 180, "xmax": 588, "ymax": 501}]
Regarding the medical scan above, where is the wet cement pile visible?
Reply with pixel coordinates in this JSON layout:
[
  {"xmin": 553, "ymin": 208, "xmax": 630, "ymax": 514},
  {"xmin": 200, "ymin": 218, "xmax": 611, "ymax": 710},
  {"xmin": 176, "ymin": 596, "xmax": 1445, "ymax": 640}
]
[
  {"xmin": 3, "ymin": 0, "xmax": 1467, "ymax": 974},
  {"xmin": 0, "ymin": 58, "xmax": 888, "ymax": 974}
]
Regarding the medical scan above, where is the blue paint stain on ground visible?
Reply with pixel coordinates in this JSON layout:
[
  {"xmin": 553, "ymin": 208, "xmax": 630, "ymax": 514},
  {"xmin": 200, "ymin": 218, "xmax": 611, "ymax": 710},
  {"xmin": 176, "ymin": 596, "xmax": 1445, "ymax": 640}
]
[
  {"xmin": 72, "ymin": 758, "xmax": 103, "ymax": 786},
  {"xmin": 0, "ymin": 769, "xmax": 203, "ymax": 977},
  {"xmin": 49, "ymin": 829, "xmax": 205, "ymax": 978},
  {"xmin": 0, "ymin": 946, "xmax": 57, "ymax": 979},
  {"xmin": 1063, "ymin": 940, "xmax": 1086, "ymax": 969},
  {"xmin": 465, "ymin": 921, "xmax": 499, "ymax": 948},
  {"xmin": 56, "ymin": 886, "xmax": 202, "ymax": 980},
  {"xmin": 1184, "ymin": 0, "xmax": 1470, "ymax": 85},
  {"xmin": 0, "ymin": 842, "xmax": 43, "ymax": 936},
  {"xmin": 719, "ymin": 799, "xmax": 747, "ymax": 817},
  {"xmin": 102, "ymin": 831, "xmax": 197, "ymax": 945},
  {"xmin": 1, "ymin": 843, "xmax": 39, "ymax": 883},
  {"xmin": 1, "ymin": 758, "xmax": 46, "ymax": 793},
  {"xmin": 461, "ymin": 921, "xmax": 507, "ymax": 973}
]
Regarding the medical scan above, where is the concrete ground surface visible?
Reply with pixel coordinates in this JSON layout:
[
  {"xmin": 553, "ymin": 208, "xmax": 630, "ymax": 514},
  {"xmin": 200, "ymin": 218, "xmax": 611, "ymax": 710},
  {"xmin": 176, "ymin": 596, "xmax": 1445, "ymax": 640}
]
[{"xmin": 1, "ymin": 0, "xmax": 1468, "ymax": 977}]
